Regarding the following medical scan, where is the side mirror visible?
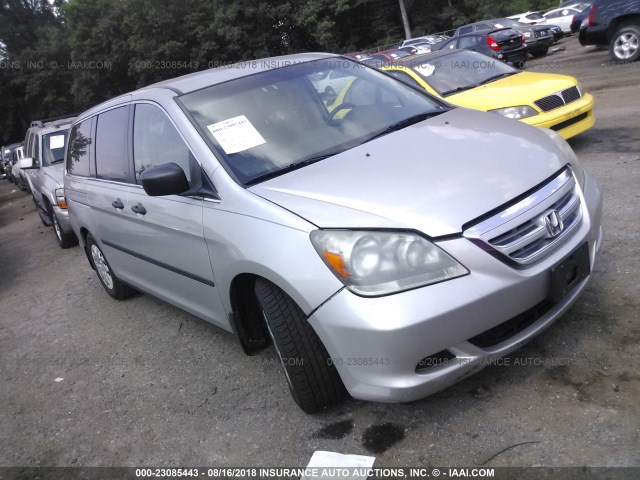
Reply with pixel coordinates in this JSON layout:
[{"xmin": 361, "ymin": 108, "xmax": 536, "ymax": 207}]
[
  {"xmin": 140, "ymin": 162, "xmax": 190, "ymax": 197},
  {"xmin": 17, "ymin": 157, "xmax": 38, "ymax": 169}
]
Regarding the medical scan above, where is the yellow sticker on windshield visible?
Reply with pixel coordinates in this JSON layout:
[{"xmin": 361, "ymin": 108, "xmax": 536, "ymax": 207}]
[{"xmin": 207, "ymin": 115, "xmax": 266, "ymax": 154}]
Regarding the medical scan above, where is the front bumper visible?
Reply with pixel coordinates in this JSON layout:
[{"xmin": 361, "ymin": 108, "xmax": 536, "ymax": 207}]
[
  {"xmin": 524, "ymin": 94, "xmax": 595, "ymax": 140},
  {"xmin": 52, "ymin": 205, "xmax": 74, "ymax": 234},
  {"xmin": 309, "ymin": 171, "xmax": 603, "ymax": 402}
]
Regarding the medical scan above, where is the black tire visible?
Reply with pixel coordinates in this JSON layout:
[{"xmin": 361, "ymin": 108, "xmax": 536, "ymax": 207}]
[
  {"xmin": 609, "ymin": 25, "xmax": 640, "ymax": 63},
  {"xmin": 51, "ymin": 210, "xmax": 79, "ymax": 249},
  {"xmin": 254, "ymin": 279, "xmax": 347, "ymax": 413},
  {"xmin": 86, "ymin": 234, "xmax": 134, "ymax": 300}
]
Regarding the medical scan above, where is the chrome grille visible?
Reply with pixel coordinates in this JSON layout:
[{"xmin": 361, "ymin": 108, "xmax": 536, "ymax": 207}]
[
  {"xmin": 464, "ymin": 168, "xmax": 583, "ymax": 267},
  {"xmin": 535, "ymin": 86, "xmax": 582, "ymax": 112}
]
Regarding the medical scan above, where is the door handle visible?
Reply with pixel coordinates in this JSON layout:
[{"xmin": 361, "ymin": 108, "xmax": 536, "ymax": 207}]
[
  {"xmin": 112, "ymin": 198, "xmax": 124, "ymax": 209},
  {"xmin": 131, "ymin": 202, "xmax": 147, "ymax": 215}
]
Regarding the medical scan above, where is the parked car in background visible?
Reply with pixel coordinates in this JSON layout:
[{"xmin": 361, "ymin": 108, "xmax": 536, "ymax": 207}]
[
  {"xmin": 530, "ymin": 24, "xmax": 556, "ymax": 52},
  {"xmin": 10, "ymin": 145, "xmax": 28, "ymax": 190},
  {"xmin": 453, "ymin": 18, "xmax": 554, "ymax": 57},
  {"xmin": 434, "ymin": 28, "xmax": 528, "ymax": 67},
  {"xmin": 381, "ymin": 50, "xmax": 595, "ymax": 139},
  {"xmin": 580, "ymin": 0, "xmax": 640, "ymax": 62},
  {"xmin": 398, "ymin": 43, "xmax": 434, "ymax": 55},
  {"xmin": 369, "ymin": 49, "xmax": 412, "ymax": 62},
  {"xmin": 2, "ymin": 143, "xmax": 22, "ymax": 180},
  {"xmin": 544, "ymin": 5, "xmax": 589, "ymax": 33},
  {"xmin": 571, "ymin": 5, "xmax": 592, "ymax": 33},
  {"xmin": 1, "ymin": 147, "xmax": 7, "ymax": 179},
  {"xmin": 508, "ymin": 11, "xmax": 548, "ymax": 25},
  {"xmin": 549, "ymin": 24, "xmax": 565, "ymax": 42},
  {"xmin": 64, "ymin": 52, "xmax": 602, "ymax": 413},
  {"xmin": 18, "ymin": 117, "xmax": 79, "ymax": 248},
  {"xmin": 400, "ymin": 35, "xmax": 449, "ymax": 48}
]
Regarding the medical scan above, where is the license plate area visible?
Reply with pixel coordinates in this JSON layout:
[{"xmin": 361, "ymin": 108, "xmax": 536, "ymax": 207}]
[{"xmin": 549, "ymin": 242, "xmax": 590, "ymax": 303}]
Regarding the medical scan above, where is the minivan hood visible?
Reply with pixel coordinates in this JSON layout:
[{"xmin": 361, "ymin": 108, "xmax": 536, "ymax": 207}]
[{"xmin": 250, "ymin": 108, "xmax": 568, "ymax": 237}]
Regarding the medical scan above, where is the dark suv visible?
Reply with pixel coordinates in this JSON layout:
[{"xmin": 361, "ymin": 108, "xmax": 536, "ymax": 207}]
[{"xmin": 580, "ymin": 0, "xmax": 640, "ymax": 62}]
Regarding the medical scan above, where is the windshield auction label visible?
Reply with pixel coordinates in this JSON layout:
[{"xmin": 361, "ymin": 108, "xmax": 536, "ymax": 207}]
[
  {"xmin": 49, "ymin": 135, "xmax": 65, "ymax": 149},
  {"xmin": 207, "ymin": 115, "xmax": 266, "ymax": 154}
]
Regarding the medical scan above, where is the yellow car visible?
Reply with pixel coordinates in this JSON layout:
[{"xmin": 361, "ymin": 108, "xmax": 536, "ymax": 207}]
[{"xmin": 380, "ymin": 50, "xmax": 594, "ymax": 139}]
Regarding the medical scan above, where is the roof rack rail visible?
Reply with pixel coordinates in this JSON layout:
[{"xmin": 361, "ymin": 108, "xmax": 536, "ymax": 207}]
[{"xmin": 29, "ymin": 113, "xmax": 79, "ymax": 128}]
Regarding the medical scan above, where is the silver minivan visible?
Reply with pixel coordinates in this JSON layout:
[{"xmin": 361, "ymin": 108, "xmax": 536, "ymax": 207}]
[{"xmin": 64, "ymin": 53, "xmax": 603, "ymax": 413}]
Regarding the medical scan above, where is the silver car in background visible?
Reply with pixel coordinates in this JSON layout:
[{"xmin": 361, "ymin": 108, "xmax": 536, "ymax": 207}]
[
  {"xmin": 64, "ymin": 53, "xmax": 603, "ymax": 413},
  {"xmin": 19, "ymin": 118, "xmax": 79, "ymax": 248}
]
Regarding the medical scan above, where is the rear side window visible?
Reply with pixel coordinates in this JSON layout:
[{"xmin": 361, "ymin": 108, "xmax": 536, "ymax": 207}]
[
  {"xmin": 133, "ymin": 103, "xmax": 192, "ymax": 183},
  {"xmin": 96, "ymin": 106, "xmax": 130, "ymax": 182},
  {"xmin": 67, "ymin": 119, "xmax": 93, "ymax": 177},
  {"xmin": 459, "ymin": 35, "xmax": 480, "ymax": 49},
  {"xmin": 458, "ymin": 26, "xmax": 473, "ymax": 35},
  {"xmin": 476, "ymin": 24, "xmax": 491, "ymax": 32}
]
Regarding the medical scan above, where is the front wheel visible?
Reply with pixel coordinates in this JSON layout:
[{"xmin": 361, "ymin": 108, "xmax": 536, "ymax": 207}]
[
  {"xmin": 254, "ymin": 279, "xmax": 347, "ymax": 413},
  {"xmin": 52, "ymin": 211, "xmax": 78, "ymax": 249},
  {"xmin": 86, "ymin": 234, "xmax": 134, "ymax": 300},
  {"xmin": 610, "ymin": 25, "xmax": 640, "ymax": 62}
]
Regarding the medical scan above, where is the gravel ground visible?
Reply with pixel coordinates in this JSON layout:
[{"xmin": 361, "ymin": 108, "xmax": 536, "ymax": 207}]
[{"xmin": 0, "ymin": 36, "xmax": 638, "ymax": 469}]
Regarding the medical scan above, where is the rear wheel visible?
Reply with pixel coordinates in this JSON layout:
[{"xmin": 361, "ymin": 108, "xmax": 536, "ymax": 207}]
[
  {"xmin": 254, "ymin": 278, "xmax": 347, "ymax": 413},
  {"xmin": 51, "ymin": 210, "xmax": 78, "ymax": 249},
  {"xmin": 610, "ymin": 25, "xmax": 640, "ymax": 62},
  {"xmin": 86, "ymin": 234, "xmax": 134, "ymax": 300}
]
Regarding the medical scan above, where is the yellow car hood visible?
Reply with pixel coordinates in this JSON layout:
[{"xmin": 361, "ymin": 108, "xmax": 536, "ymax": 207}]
[{"xmin": 448, "ymin": 72, "xmax": 578, "ymax": 111}]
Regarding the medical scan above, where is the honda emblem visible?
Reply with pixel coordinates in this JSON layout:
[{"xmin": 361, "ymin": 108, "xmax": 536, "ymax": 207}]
[{"xmin": 544, "ymin": 210, "xmax": 564, "ymax": 238}]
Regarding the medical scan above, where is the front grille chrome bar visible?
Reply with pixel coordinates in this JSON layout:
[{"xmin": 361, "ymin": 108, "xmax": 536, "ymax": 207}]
[{"xmin": 464, "ymin": 168, "xmax": 583, "ymax": 267}]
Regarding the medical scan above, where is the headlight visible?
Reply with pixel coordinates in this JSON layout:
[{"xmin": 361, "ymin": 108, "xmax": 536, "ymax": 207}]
[
  {"xmin": 524, "ymin": 32, "xmax": 532, "ymax": 38},
  {"xmin": 310, "ymin": 230, "xmax": 468, "ymax": 296},
  {"xmin": 54, "ymin": 188, "xmax": 67, "ymax": 209},
  {"xmin": 490, "ymin": 105, "xmax": 539, "ymax": 120}
]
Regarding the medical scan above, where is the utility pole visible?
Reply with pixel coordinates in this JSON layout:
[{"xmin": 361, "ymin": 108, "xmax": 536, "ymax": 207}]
[{"xmin": 399, "ymin": 0, "xmax": 411, "ymax": 40}]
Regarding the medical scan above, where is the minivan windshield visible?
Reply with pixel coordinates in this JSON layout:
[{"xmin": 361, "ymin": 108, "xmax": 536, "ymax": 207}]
[
  {"xmin": 406, "ymin": 51, "xmax": 517, "ymax": 96},
  {"xmin": 179, "ymin": 57, "xmax": 448, "ymax": 185}
]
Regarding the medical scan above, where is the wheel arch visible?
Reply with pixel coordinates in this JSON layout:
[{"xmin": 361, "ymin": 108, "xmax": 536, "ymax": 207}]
[
  {"xmin": 228, "ymin": 273, "xmax": 270, "ymax": 355},
  {"xmin": 227, "ymin": 270, "xmax": 337, "ymax": 356},
  {"xmin": 79, "ymin": 227, "xmax": 95, "ymax": 269},
  {"xmin": 607, "ymin": 14, "xmax": 640, "ymax": 40}
]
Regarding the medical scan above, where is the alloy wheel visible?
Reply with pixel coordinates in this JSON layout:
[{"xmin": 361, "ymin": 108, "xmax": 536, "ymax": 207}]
[{"xmin": 91, "ymin": 244, "xmax": 114, "ymax": 290}]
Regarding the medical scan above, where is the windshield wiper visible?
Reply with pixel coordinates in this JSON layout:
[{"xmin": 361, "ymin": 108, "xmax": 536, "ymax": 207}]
[
  {"xmin": 245, "ymin": 152, "xmax": 339, "ymax": 186},
  {"xmin": 50, "ymin": 159, "xmax": 64, "ymax": 164},
  {"xmin": 477, "ymin": 72, "xmax": 516, "ymax": 86},
  {"xmin": 440, "ymin": 85, "xmax": 477, "ymax": 96},
  {"xmin": 361, "ymin": 110, "xmax": 448, "ymax": 144}
]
